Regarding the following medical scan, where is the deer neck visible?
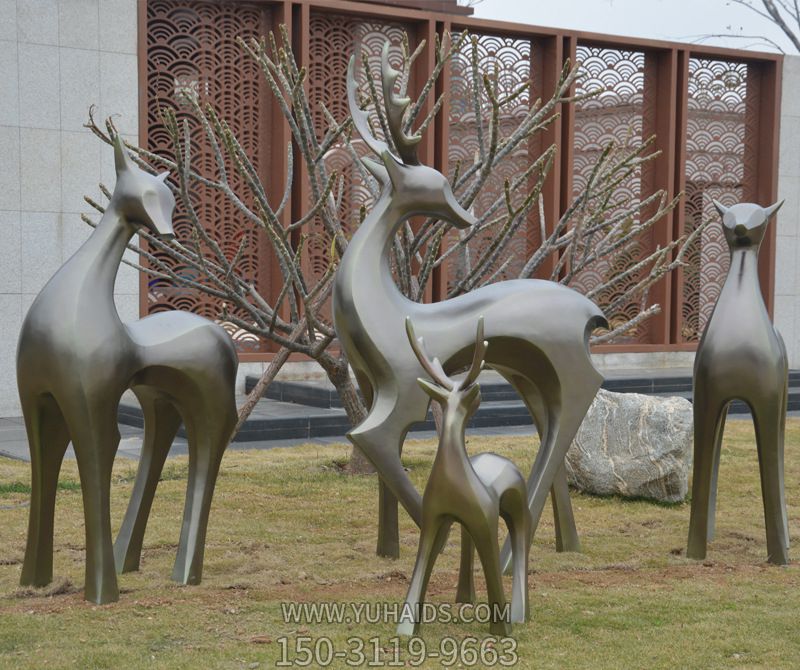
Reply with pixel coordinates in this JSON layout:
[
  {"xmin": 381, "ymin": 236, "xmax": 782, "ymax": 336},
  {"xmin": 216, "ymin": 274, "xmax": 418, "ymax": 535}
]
[
  {"xmin": 336, "ymin": 188, "xmax": 409, "ymax": 310},
  {"xmin": 61, "ymin": 203, "xmax": 136, "ymax": 316},
  {"xmin": 719, "ymin": 246, "xmax": 764, "ymax": 308},
  {"xmin": 431, "ymin": 407, "xmax": 473, "ymax": 478}
]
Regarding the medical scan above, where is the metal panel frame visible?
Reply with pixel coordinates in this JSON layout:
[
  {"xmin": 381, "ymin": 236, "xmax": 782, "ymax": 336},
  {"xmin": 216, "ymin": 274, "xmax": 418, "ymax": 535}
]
[{"xmin": 139, "ymin": 0, "xmax": 783, "ymax": 359}]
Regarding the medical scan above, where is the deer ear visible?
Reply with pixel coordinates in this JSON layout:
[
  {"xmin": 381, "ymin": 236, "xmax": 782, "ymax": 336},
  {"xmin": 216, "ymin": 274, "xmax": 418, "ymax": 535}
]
[
  {"xmin": 361, "ymin": 156, "xmax": 388, "ymax": 184},
  {"xmin": 113, "ymin": 134, "xmax": 133, "ymax": 175},
  {"xmin": 417, "ymin": 377, "xmax": 448, "ymax": 403},
  {"xmin": 712, "ymin": 200, "xmax": 729, "ymax": 219},
  {"xmin": 764, "ymin": 200, "xmax": 783, "ymax": 219},
  {"xmin": 380, "ymin": 150, "xmax": 404, "ymax": 188}
]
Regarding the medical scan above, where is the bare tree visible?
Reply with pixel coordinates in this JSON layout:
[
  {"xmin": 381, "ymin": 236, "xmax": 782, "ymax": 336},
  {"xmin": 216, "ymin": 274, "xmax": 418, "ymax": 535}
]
[
  {"xmin": 85, "ymin": 26, "xmax": 695, "ymax": 471},
  {"xmin": 692, "ymin": 1, "xmax": 800, "ymax": 52},
  {"xmin": 732, "ymin": 0, "xmax": 800, "ymax": 50}
]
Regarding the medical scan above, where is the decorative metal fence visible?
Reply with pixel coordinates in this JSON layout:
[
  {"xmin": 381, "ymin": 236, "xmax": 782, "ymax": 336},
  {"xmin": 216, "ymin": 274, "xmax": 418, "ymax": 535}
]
[{"xmin": 140, "ymin": 0, "xmax": 781, "ymax": 359}]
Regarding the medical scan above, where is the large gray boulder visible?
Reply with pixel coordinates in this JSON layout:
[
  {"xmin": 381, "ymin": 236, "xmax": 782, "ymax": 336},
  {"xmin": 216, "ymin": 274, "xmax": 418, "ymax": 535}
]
[{"xmin": 565, "ymin": 389, "xmax": 693, "ymax": 503}]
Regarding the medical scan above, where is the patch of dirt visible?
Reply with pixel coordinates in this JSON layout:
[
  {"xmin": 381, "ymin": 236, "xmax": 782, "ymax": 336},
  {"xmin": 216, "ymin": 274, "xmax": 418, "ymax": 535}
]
[
  {"xmin": 727, "ymin": 531, "xmax": 758, "ymax": 543},
  {"xmin": 378, "ymin": 569, "xmax": 407, "ymax": 582},
  {"xmin": 0, "ymin": 502, "xmax": 29, "ymax": 510},
  {"xmin": 12, "ymin": 578, "xmax": 79, "ymax": 599}
]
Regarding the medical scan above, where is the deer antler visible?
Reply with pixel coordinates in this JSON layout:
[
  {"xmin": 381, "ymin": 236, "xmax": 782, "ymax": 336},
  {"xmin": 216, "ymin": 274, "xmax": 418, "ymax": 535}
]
[
  {"xmin": 346, "ymin": 42, "xmax": 422, "ymax": 165},
  {"xmin": 405, "ymin": 317, "xmax": 454, "ymax": 390},
  {"xmin": 380, "ymin": 42, "xmax": 421, "ymax": 165},
  {"xmin": 460, "ymin": 316, "xmax": 487, "ymax": 389},
  {"xmin": 347, "ymin": 49, "xmax": 390, "ymax": 158}
]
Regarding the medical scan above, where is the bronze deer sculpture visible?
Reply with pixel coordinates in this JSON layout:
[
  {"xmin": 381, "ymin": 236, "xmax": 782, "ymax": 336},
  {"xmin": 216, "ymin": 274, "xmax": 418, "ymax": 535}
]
[
  {"xmin": 17, "ymin": 135, "xmax": 238, "ymax": 604},
  {"xmin": 398, "ymin": 317, "xmax": 531, "ymax": 636},
  {"xmin": 687, "ymin": 200, "xmax": 789, "ymax": 564},
  {"xmin": 332, "ymin": 43, "xmax": 607, "ymax": 565}
]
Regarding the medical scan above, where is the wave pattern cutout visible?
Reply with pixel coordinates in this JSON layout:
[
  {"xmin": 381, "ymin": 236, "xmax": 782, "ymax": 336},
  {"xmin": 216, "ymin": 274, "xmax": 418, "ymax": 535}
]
[
  {"xmin": 571, "ymin": 46, "xmax": 651, "ymax": 343},
  {"xmin": 308, "ymin": 12, "xmax": 410, "ymax": 315},
  {"xmin": 146, "ymin": 0, "xmax": 269, "ymax": 353},
  {"xmin": 681, "ymin": 59, "xmax": 747, "ymax": 342},
  {"xmin": 446, "ymin": 33, "xmax": 532, "ymax": 294}
]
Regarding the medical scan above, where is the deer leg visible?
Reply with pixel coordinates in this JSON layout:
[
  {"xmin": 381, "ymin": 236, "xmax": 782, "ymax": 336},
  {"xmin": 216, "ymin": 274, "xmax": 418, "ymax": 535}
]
[
  {"xmin": 470, "ymin": 519, "xmax": 511, "ymax": 637},
  {"xmin": 501, "ymin": 382, "xmax": 593, "ymax": 571},
  {"xmin": 778, "ymin": 349, "xmax": 790, "ymax": 548},
  {"xmin": 114, "ymin": 392, "xmax": 182, "ymax": 574},
  {"xmin": 500, "ymin": 489, "xmax": 531, "ymax": 624},
  {"xmin": 348, "ymin": 397, "xmax": 424, "ymax": 558},
  {"xmin": 455, "ymin": 525, "xmax": 475, "ymax": 604},
  {"xmin": 397, "ymin": 517, "xmax": 448, "ymax": 636},
  {"xmin": 171, "ymin": 405, "xmax": 233, "ymax": 585},
  {"xmin": 686, "ymin": 387, "xmax": 728, "ymax": 561},
  {"xmin": 377, "ymin": 480, "xmax": 400, "ymax": 559},
  {"xmin": 751, "ymin": 389, "xmax": 790, "ymax": 565},
  {"xmin": 66, "ymin": 401, "xmax": 122, "ymax": 604},
  {"xmin": 706, "ymin": 410, "xmax": 727, "ymax": 543},
  {"xmin": 551, "ymin": 464, "xmax": 580, "ymax": 553},
  {"xmin": 19, "ymin": 393, "xmax": 70, "ymax": 588}
]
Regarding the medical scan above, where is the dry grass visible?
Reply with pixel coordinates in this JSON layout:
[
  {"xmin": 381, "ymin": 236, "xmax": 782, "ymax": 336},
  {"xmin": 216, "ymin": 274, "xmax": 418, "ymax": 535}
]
[{"xmin": 1, "ymin": 419, "xmax": 800, "ymax": 669}]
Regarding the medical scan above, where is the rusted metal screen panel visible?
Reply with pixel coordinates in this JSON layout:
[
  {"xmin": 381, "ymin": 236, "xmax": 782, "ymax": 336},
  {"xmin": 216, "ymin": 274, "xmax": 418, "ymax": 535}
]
[
  {"xmin": 445, "ymin": 32, "xmax": 535, "ymax": 295},
  {"xmin": 569, "ymin": 45, "xmax": 657, "ymax": 344},
  {"xmin": 145, "ymin": 0, "xmax": 271, "ymax": 353},
  {"xmin": 140, "ymin": 1, "xmax": 779, "ymax": 356},
  {"xmin": 680, "ymin": 58, "xmax": 748, "ymax": 342}
]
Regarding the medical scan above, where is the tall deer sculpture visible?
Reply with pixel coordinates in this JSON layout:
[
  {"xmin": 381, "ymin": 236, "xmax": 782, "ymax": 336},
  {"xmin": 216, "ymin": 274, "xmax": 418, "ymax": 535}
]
[
  {"xmin": 332, "ymin": 43, "xmax": 607, "ymax": 563},
  {"xmin": 17, "ymin": 135, "xmax": 238, "ymax": 604},
  {"xmin": 687, "ymin": 200, "xmax": 789, "ymax": 565},
  {"xmin": 397, "ymin": 317, "xmax": 531, "ymax": 637}
]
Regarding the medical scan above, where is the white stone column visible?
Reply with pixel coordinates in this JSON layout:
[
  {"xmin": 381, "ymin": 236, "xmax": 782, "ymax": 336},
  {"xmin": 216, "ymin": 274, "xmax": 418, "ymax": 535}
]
[{"xmin": 775, "ymin": 55, "xmax": 800, "ymax": 367}]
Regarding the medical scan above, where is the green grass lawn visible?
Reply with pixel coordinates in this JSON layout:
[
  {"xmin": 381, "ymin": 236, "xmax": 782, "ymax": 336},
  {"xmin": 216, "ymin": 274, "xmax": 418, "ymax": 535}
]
[{"xmin": 1, "ymin": 419, "xmax": 800, "ymax": 669}]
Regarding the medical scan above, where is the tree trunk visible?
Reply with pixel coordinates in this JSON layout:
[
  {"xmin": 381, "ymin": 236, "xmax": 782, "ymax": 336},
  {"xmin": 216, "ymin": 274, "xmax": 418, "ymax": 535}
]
[
  {"xmin": 318, "ymin": 353, "xmax": 374, "ymax": 474},
  {"xmin": 232, "ymin": 344, "xmax": 293, "ymax": 438},
  {"xmin": 231, "ymin": 320, "xmax": 308, "ymax": 440}
]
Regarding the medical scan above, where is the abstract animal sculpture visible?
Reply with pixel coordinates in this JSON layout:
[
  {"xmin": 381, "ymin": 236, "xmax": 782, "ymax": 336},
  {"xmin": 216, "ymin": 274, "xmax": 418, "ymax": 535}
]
[
  {"xmin": 687, "ymin": 200, "xmax": 788, "ymax": 564},
  {"xmin": 332, "ymin": 42, "xmax": 607, "ymax": 563},
  {"xmin": 17, "ymin": 135, "xmax": 238, "ymax": 603},
  {"xmin": 397, "ymin": 317, "xmax": 531, "ymax": 637}
]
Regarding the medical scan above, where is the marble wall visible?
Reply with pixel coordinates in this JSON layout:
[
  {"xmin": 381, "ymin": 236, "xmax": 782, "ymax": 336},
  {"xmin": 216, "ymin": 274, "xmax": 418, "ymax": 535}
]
[
  {"xmin": 0, "ymin": 0, "xmax": 139, "ymax": 415},
  {"xmin": 773, "ymin": 54, "xmax": 800, "ymax": 367}
]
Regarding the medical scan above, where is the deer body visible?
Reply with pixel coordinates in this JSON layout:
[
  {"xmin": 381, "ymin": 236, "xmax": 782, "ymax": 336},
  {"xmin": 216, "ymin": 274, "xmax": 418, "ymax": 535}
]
[
  {"xmin": 397, "ymin": 319, "xmax": 531, "ymax": 636},
  {"xmin": 17, "ymin": 136, "xmax": 238, "ymax": 603},
  {"xmin": 334, "ymin": 44, "xmax": 606, "ymax": 563},
  {"xmin": 687, "ymin": 201, "xmax": 789, "ymax": 564}
]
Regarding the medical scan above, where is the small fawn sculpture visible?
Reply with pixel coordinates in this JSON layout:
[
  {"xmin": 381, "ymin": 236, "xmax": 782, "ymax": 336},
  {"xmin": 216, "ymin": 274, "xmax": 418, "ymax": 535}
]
[
  {"xmin": 17, "ymin": 135, "xmax": 238, "ymax": 603},
  {"xmin": 332, "ymin": 43, "xmax": 607, "ymax": 564},
  {"xmin": 398, "ymin": 317, "xmax": 531, "ymax": 637},
  {"xmin": 687, "ymin": 200, "xmax": 789, "ymax": 564}
]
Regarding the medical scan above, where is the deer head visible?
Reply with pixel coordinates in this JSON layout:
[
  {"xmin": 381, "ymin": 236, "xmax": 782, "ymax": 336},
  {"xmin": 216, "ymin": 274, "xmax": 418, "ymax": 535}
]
[
  {"xmin": 348, "ymin": 42, "xmax": 476, "ymax": 229},
  {"xmin": 112, "ymin": 134, "xmax": 176, "ymax": 240},
  {"xmin": 713, "ymin": 200, "xmax": 782, "ymax": 249},
  {"xmin": 405, "ymin": 316, "xmax": 487, "ymax": 425}
]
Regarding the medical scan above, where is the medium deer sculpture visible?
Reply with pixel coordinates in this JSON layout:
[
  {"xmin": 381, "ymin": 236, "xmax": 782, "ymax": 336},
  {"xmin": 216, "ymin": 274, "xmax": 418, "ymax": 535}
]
[
  {"xmin": 17, "ymin": 134, "xmax": 238, "ymax": 604},
  {"xmin": 397, "ymin": 317, "xmax": 531, "ymax": 637},
  {"xmin": 687, "ymin": 200, "xmax": 789, "ymax": 564},
  {"xmin": 332, "ymin": 43, "xmax": 607, "ymax": 565}
]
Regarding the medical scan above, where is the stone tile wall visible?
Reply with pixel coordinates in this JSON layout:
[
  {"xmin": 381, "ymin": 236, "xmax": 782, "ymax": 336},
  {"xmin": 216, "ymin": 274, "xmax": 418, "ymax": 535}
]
[
  {"xmin": 774, "ymin": 55, "xmax": 800, "ymax": 367},
  {"xmin": 0, "ymin": 0, "xmax": 138, "ymax": 415}
]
